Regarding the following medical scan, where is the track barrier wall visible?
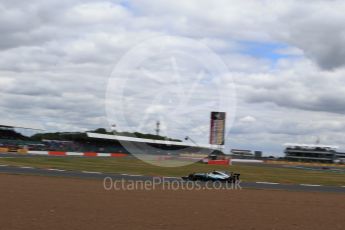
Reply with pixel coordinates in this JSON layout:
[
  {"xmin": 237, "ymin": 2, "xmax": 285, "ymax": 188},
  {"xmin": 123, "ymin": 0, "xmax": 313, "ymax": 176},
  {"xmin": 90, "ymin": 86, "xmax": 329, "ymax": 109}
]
[
  {"xmin": 24, "ymin": 151, "xmax": 128, "ymax": 157},
  {"xmin": 207, "ymin": 159, "xmax": 231, "ymax": 165}
]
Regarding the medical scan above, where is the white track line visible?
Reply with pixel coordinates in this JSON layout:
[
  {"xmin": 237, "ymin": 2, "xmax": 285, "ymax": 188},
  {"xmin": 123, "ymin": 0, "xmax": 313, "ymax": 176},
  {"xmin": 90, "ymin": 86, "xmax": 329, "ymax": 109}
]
[
  {"xmin": 300, "ymin": 184, "xmax": 322, "ymax": 187},
  {"xmin": 164, "ymin": 177, "xmax": 179, "ymax": 179},
  {"xmin": 0, "ymin": 164, "xmax": 8, "ymax": 167},
  {"xmin": 256, "ymin": 181, "xmax": 280, "ymax": 185},
  {"xmin": 128, "ymin": 174, "xmax": 143, "ymax": 177},
  {"xmin": 47, "ymin": 168, "xmax": 66, "ymax": 172},
  {"xmin": 20, "ymin": 166, "xmax": 34, "ymax": 169},
  {"xmin": 82, "ymin": 171, "xmax": 102, "ymax": 174}
]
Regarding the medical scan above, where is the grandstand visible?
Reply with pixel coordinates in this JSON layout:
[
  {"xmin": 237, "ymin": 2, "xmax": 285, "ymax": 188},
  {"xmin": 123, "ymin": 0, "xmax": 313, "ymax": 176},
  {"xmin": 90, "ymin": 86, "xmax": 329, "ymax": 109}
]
[
  {"xmin": 0, "ymin": 127, "xmax": 218, "ymax": 157},
  {"xmin": 284, "ymin": 143, "xmax": 338, "ymax": 163}
]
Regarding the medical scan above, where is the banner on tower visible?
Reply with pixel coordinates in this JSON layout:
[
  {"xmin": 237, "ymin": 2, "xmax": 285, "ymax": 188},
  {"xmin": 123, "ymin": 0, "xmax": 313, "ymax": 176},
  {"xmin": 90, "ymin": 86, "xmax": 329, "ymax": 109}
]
[{"xmin": 209, "ymin": 112, "xmax": 226, "ymax": 145}]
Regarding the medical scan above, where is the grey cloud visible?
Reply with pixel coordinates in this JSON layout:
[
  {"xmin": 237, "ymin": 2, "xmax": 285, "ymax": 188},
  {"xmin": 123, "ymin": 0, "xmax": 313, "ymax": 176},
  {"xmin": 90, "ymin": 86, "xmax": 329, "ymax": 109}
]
[
  {"xmin": 132, "ymin": 0, "xmax": 345, "ymax": 70},
  {"xmin": 282, "ymin": 1, "xmax": 345, "ymax": 70},
  {"xmin": 244, "ymin": 78, "xmax": 345, "ymax": 115}
]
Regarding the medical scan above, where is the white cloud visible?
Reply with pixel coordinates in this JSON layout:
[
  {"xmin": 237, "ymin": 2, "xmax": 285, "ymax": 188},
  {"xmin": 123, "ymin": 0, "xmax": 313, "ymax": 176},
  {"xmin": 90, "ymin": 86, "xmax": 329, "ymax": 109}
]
[{"xmin": 239, "ymin": 116, "xmax": 256, "ymax": 123}]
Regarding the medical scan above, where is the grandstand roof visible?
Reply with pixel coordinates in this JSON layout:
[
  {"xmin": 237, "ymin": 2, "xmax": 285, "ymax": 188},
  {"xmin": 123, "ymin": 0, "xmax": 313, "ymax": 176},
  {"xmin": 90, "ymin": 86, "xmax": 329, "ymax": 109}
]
[
  {"xmin": 284, "ymin": 143, "xmax": 338, "ymax": 150},
  {"xmin": 0, "ymin": 121, "xmax": 44, "ymax": 131},
  {"xmin": 87, "ymin": 132, "xmax": 219, "ymax": 149}
]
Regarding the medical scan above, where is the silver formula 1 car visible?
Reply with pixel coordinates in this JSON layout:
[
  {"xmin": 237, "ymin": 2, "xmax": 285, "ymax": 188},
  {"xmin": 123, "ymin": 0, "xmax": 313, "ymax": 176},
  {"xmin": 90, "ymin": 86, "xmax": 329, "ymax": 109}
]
[{"xmin": 182, "ymin": 170, "xmax": 240, "ymax": 183}]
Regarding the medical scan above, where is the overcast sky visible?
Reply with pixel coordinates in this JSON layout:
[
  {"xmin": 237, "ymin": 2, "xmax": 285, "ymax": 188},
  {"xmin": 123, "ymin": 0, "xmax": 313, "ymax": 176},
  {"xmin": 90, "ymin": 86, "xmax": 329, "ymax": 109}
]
[{"xmin": 1, "ymin": 0, "xmax": 345, "ymax": 155}]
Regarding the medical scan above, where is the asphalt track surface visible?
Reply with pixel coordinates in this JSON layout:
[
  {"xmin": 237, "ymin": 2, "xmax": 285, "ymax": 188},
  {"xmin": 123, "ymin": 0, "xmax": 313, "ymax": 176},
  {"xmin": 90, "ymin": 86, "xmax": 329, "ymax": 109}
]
[
  {"xmin": 2, "ymin": 174, "xmax": 344, "ymax": 230},
  {"xmin": 0, "ymin": 163, "xmax": 344, "ymax": 193}
]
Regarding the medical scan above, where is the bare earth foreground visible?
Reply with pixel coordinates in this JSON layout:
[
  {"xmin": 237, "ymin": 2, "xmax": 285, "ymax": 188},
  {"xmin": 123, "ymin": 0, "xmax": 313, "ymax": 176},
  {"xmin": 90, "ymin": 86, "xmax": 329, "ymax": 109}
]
[{"xmin": 0, "ymin": 174, "xmax": 344, "ymax": 230}]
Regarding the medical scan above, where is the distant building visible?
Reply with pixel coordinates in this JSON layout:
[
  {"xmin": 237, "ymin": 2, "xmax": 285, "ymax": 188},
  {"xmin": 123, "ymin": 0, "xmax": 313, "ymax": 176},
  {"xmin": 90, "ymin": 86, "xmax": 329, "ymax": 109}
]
[
  {"xmin": 284, "ymin": 143, "xmax": 337, "ymax": 163},
  {"xmin": 254, "ymin": 151, "xmax": 262, "ymax": 159},
  {"xmin": 335, "ymin": 152, "xmax": 345, "ymax": 163},
  {"xmin": 230, "ymin": 149, "xmax": 254, "ymax": 159},
  {"xmin": 208, "ymin": 149, "xmax": 228, "ymax": 160}
]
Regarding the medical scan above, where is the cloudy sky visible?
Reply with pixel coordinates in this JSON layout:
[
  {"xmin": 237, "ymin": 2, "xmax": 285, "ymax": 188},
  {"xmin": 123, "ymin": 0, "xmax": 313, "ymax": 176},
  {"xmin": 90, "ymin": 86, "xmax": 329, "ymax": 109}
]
[{"xmin": 1, "ymin": 0, "xmax": 345, "ymax": 155}]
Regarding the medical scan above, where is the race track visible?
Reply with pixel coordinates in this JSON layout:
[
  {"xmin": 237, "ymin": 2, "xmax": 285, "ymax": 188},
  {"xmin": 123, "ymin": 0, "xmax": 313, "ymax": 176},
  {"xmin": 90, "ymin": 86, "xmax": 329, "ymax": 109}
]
[{"xmin": 0, "ymin": 164, "xmax": 344, "ymax": 193}]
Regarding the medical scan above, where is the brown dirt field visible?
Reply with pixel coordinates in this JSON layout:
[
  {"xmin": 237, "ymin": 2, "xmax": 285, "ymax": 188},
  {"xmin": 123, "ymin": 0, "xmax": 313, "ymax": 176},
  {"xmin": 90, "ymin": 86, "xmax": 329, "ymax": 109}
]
[{"xmin": 0, "ymin": 174, "xmax": 344, "ymax": 230}]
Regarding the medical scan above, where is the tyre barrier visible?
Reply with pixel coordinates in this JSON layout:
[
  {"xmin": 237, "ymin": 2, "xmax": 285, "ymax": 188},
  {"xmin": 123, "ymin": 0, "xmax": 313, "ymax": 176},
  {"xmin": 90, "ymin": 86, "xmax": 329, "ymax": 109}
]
[
  {"xmin": 0, "ymin": 148, "xmax": 28, "ymax": 154},
  {"xmin": 0, "ymin": 147, "xmax": 9, "ymax": 153}
]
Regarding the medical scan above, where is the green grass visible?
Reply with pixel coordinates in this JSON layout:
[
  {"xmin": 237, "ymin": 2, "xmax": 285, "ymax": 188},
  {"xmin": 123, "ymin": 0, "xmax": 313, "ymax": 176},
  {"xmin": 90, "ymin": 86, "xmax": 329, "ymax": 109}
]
[{"xmin": 0, "ymin": 156, "xmax": 344, "ymax": 186}]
